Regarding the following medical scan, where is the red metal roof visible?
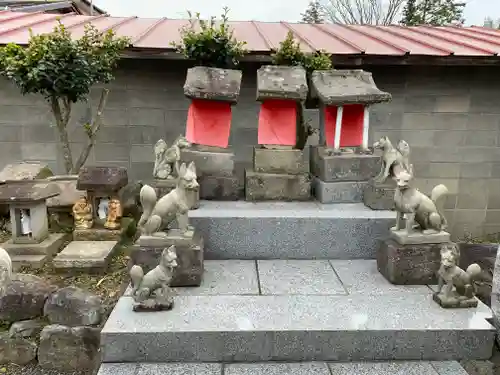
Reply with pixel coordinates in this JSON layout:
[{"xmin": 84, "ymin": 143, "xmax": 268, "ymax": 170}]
[{"xmin": 1, "ymin": 10, "xmax": 500, "ymax": 57}]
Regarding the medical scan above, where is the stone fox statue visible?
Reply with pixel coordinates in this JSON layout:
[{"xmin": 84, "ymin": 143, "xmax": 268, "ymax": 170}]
[
  {"xmin": 129, "ymin": 245, "xmax": 178, "ymax": 304},
  {"xmin": 373, "ymin": 136, "xmax": 410, "ymax": 183},
  {"xmin": 153, "ymin": 135, "xmax": 192, "ymax": 179},
  {"xmin": 393, "ymin": 167, "xmax": 448, "ymax": 234},
  {"xmin": 0, "ymin": 247, "xmax": 12, "ymax": 295},
  {"xmin": 138, "ymin": 162, "xmax": 199, "ymax": 236}
]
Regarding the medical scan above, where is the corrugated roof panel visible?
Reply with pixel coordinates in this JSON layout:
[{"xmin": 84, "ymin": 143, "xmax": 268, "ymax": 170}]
[
  {"xmin": 229, "ymin": 21, "xmax": 271, "ymax": 52},
  {"xmin": 135, "ymin": 18, "xmax": 186, "ymax": 48}
]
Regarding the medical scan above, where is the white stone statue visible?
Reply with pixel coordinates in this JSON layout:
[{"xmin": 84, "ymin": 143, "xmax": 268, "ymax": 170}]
[
  {"xmin": 97, "ymin": 198, "xmax": 109, "ymax": 220},
  {"xmin": 139, "ymin": 162, "xmax": 199, "ymax": 237},
  {"xmin": 0, "ymin": 247, "xmax": 12, "ymax": 295},
  {"xmin": 20, "ymin": 209, "xmax": 32, "ymax": 235},
  {"xmin": 153, "ymin": 135, "xmax": 192, "ymax": 180}
]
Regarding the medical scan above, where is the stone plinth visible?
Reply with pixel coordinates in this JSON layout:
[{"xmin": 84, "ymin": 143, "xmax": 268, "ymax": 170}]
[
  {"xmin": 245, "ymin": 170, "xmax": 311, "ymax": 201},
  {"xmin": 148, "ymin": 179, "xmax": 200, "ymax": 209},
  {"xmin": 184, "ymin": 66, "xmax": 243, "ymax": 103},
  {"xmin": 53, "ymin": 241, "xmax": 117, "ymax": 272},
  {"xmin": 433, "ymin": 292, "xmax": 478, "ymax": 309},
  {"xmin": 130, "ymin": 229, "xmax": 204, "ymax": 287},
  {"xmin": 377, "ymin": 239, "xmax": 444, "ymax": 285},
  {"xmin": 256, "ymin": 65, "xmax": 308, "ymax": 101},
  {"xmin": 311, "ymin": 69, "xmax": 392, "ymax": 106},
  {"xmin": 390, "ymin": 230, "xmax": 451, "ymax": 245},
  {"xmin": 310, "ymin": 146, "xmax": 380, "ymax": 182},
  {"xmin": 313, "ymin": 178, "xmax": 365, "ymax": 204},
  {"xmin": 363, "ymin": 179, "xmax": 395, "ymax": 210},
  {"xmin": 73, "ymin": 228, "xmax": 121, "ymax": 242},
  {"xmin": 253, "ymin": 147, "xmax": 307, "ymax": 175}
]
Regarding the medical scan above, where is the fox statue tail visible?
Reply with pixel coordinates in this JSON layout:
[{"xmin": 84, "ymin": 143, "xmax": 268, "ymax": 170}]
[
  {"xmin": 137, "ymin": 185, "xmax": 158, "ymax": 229},
  {"xmin": 129, "ymin": 264, "xmax": 144, "ymax": 296},
  {"xmin": 466, "ymin": 263, "xmax": 482, "ymax": 281},
  {"xmin": 431, "ymin": 184, "xmax": 449, "ymax": 229}
]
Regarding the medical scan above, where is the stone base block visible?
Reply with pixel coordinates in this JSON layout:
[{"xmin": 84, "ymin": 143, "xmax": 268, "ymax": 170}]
[
  {"xmin": 148, "ymin": 179, "xmax": 200, "ymax": 209},
  {"xmin": 245, "ymin": 169, "xmax": 311, "ymax": 201},
  {"xmin": 73, "ymin": 228, "xmax": 121, "ymax": 241},
  {"xmin": 253, "ymin": 147, "xmax": 307, "ymax": 175},
  {"xmin": 11, "ymin": 254, "xmax": 48, "ymax": 270},
  {"xmin": 312, "ymin": 178, "xmax": 365, "ymax": 203},
  {"xmin": 310, "ymin": 146, "xmax": 380, "ymax": 182},
  {"xmin": 363, "ymin": 180, "xmax": 395, "ymax": 210},
  {"xmin": 199, "ymin": 175, "xmax": 240, "ymax": 201},
  {"xmin": 53, "ymin": 241, "xmax": 117, "ymax": 272},
  {"xmin": 390, "ymin": 229, "xmax": 451, "ymax": 245},
  {"xmin": 130, "ymin": 229, "xmax": 204, "ymax": 287},
  {"xmin": 2, "ymin": 233, "xmax": 68, "ymax": 257},
  {"xmin": 377, "ymin": 239, "xmax": 444, "ymax": 285},
  {"xmin": 433, "ymin": 292, "xmax": 478, "ymax": 309},
  {"xmin": 181, "ymin": 148, "xmax": 234, "ymax": 177}
]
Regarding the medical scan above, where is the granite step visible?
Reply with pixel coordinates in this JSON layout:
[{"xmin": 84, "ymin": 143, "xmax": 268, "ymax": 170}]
[
  {"xmin": 97, "ymin": 360, "xmax": 470, "ymax": 375},
  {"xmin": 101, "ymin": 260, "xmax": 495, "ymax": 363},
  {"xmin": 189, "ymin": 201, "xmax": 394, "ymax": 259}
]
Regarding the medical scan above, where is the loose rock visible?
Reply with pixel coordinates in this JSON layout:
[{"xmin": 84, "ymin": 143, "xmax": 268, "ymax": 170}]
[
  {"xmin": 9, "ymin": 319, "xmax": 47, "ymax": 338},
  {"xmin": 0, "ymin": 332, "xmax": 37, "ymax": 365},
  {"xmin": 0, "ymin": 274, "xmax": 56, "ymax": 322},
  {"xmin": 44, "ymin": 286, "xmax": 102, "ymax": 326},
  {"xmin": 37, "ymin": 325, "xmax": 100, "ymax": 371}
]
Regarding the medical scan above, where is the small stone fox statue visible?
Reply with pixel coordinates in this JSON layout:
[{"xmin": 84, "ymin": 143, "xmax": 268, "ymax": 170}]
[
  {"xmin": 373, "ymin": 136, "xmax": 411, "ymax": 184},
  {"xmin": 393, "ymin": 166, "xmax": 448, "ymax": 234},
  {"xmin": 138, "ymin": 162, "xmax": 199, "ymax": 237},
  {"xmin": 129, "ymin": 245, "xmax": 178, "ymax": 312}
]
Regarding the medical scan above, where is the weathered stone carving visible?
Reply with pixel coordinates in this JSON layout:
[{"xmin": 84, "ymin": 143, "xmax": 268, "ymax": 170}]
[
  {"xmin": 153, "ymin": 136, "xmax": 192, "ymax": 180},
  {"xmin": 434, "ymin": 243, "xmax": 481, "ymax": 308},
  {"xmin": 138, "ymin": 162, "xmax": 199, "ymax": 237},
  {"xmin": 72, "ymin": 197, "xmax": 93, "ymax": 230},
  {"xmin": 129, "ymin": 245, "xmax": 178, "ymax": 312},
  {"xmin": 392, "ymin": 167, "xmax": 448, "ymax": 239},
  {"xmin": 0, "ymin": 247, "xmax": 12, "ymax": 295},
  {"xmin": 104, "ymin": 198, "xmax": 122, "ymax": 230},
  {"xmin": 373, "ymin": 136, "xmax": 410, "ymax": 184}
]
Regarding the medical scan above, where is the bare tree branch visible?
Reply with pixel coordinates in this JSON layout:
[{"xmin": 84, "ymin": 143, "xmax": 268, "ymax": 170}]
[{"xmin": 322, "ymin": 0, "xmax": 405, "ymax": 25}]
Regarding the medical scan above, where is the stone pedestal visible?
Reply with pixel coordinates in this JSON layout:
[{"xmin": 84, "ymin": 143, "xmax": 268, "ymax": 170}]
[
  {"xmin": 432, "ymin": 292, "xmax": 478, "ymax": 309},
  {"xmin": 363, "ymin": 179, "xmax": 395, "ymax": 210},
  {"xmin": 245, "ymin": 147, "xmax": 310, "ymax": 201},
  {"xmin": 377, "ymin": 239, "xmax": 446, "ymax": 285},
  {"xmin": 73, "ymin": 228, "xmax": 120, "ymax": 242},
  {"xmin": 148, "ymin": 179, "xmax": 200, "ymax": 209},
  {"xmin": 53, "ymin": 241, "xmax": 117, "ymax": 272},
  {"xmin": 390, "ymin": 230, "xmax": 451, "ymax": 245},
  {"xmin": 310, "ymin": 146, "xmax": 380, "ymax": 204},
  {"xmin": 130, "ymin": 229, "xmax": 204, "ymax": 287},
  {"xmin": 182, "ymin": 147, "xmax": 239, "ymax": 201}
]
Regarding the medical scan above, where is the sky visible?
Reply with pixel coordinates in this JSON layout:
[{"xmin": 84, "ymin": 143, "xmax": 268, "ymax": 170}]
[{"xmin": 92, "ymin": 0, "xmax": 498, "ymax": 26}]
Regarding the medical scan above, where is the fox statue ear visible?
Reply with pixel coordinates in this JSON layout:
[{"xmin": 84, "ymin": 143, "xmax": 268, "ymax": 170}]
[
  {"xmin": 179, "ymin": 163, "xmax": 187, "ymax": 176},
  {"xmin": 187, "ymin": 161, "xmax": 196, "ymax": 175}
]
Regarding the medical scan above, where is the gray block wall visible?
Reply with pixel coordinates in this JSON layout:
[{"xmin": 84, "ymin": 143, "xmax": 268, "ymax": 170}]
[{"xmin": 0, "ymin": 59, "xmax": 499, "ymax": 240}]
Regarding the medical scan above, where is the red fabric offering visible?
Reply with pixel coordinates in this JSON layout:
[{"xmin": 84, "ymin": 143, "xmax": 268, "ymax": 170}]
[
  {"xmin": 257, "ymin": 100, "xmax": 297, "ymax": 146},
  {"xmin": 185, "ymin": 99, "xmax": 232, "ymax": 148},
  {"xmin": 324, "ymin": 104, "xmax": 365, "ymax": 148}
]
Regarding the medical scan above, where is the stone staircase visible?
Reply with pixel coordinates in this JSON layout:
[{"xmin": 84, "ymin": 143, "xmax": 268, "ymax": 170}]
[{"xmin": 97, "ymin": 201, "xmax": 495, "ymax": 375}]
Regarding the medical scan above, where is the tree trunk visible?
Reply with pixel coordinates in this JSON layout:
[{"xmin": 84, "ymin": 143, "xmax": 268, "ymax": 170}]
[{"xmin": 50, "ymin": 96, "xmax": 73, "ymax": 174}]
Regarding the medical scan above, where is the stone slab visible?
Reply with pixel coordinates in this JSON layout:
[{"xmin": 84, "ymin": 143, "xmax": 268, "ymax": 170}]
[
  {"xmin": 189, "ymin": 201, "xmax": 394, "ymax": 259},
  {"xmin": 0, "ymin": 162, "xmax": 53, "ymax": 182},
  {"xmin": 329, "ymin": 361, "xmax": 468, "ymax": 375},
  {"xmin": 245, "ymin": 170, "xmax": 311, "ymax": 201},
  {"xmin": 390, "ymin": 230, "xmax": 451, "ymax": 245},
  {"xmin": 256, "ymin": 65, "xmax": 308, "ymax": 101},
  {"xmin": 199, "ymin": 175, "xmax": 240, "ymax": 200},
  {"xmin": 11, "ymin": 254, "xmax": 48, "ymax": 270},
  {"xmin": 181, "ymin": 148, "xmax": 234, "ymax": 177},
  {"xmin": 257, "ymin": 260, "xmax": 346, "ymax": 295},
  {"xmin": 363, "ymin": 179, "xmax": 395, "ymax": 210},
  {"xmin": 313, "ymin": 178, "xmax": 365, "ymax": 203},
  {"xmin": 377, "ymin": 239, "xmax": 444, "ymax": 285},
  {"xmin": 330, "ymin": 260, "xmax": 432, "ymax": 295},
  {"xmin": 253, "ymin": 147, "xmax": 308, "ymax": 175},
  {"xmin": 0, "ymin": 182, "xmax": 59, "ymax": 203},
  {"xmin": 227, "ymin": 362, "xmax": 331, "ymax": 375},
  {"xmin": 130, "ymin": 230, "xmax": 204, "ymax": 287},
  {"xmin": 77, "ymin": 166, "xmax": 128, "ymax": 192},
  {"xmin": 53, "ymin": 240, "xmax": 117, "ymax": 270},
  {"xmin": 184, "ymin": 66, "xmax": 242, "ymax": 103},
  {"xmin": 2, "ymin": 232, "xmax": 68, "ymax": 256},
  {"xmin": 73, "ymin": 228, "xmax": 121, "ymax": 241},
  {"xmin": 431, "ymin": 361, "xmax": 470, "ymax": 375},
  {"xmin": 101, "ymin": 292, "xmax": 494, "ymax": 362},
  {"xmin": 310, "ymin": 146, "xmax": 380, "ymax": 182}
]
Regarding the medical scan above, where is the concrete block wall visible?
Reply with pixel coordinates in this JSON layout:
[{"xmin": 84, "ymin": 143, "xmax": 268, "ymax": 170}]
[{"xmin": 0, "ymin": 59, "xmax": 499, "ymax": 240}]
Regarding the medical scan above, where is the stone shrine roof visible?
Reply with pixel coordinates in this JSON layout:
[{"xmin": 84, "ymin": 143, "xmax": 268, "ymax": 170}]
[
  {"xmin": 0, "ymin": 182, "xmax": 60, "ymax": 204},
  {"xmin": 256, "ymin": 65, "xmax": 308, "ymax": 101},
  {"xmin": 184, "ymin": 67, "xmax": 243, "ymax": 103},
  {"xmin": 311, "ymin": 70, "xmax": 392, "ymax": 106},
  {"xmin": 77, "ymin": 166, "xmax": 128, "ymax": 192}
]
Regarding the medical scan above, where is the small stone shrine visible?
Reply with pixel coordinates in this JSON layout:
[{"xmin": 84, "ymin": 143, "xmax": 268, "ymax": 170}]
[
  {"xmin": 310, "ymin": 70, "xmax": 391, "ymax": 203},
  {"xmin": 245, "ymin": 65, "xmax": 311, "ymax": 201},
  {"xmin": 130, "ymin": 162, "xmax": 204, "ymax": 287},
  {"xmin": 0, "ymin": 182, "xmax": 67, "ymax": 268},
  {"xmin": 73, "ymin": 166, "xmax": 128, "ymax": 241},
  {"xmin": 149, "ymin": 135, "xmax": 199, "ymax": 209},
  {"xmin": 377, "ymin": 165, "xmax": 452, "ymax": 285},
  {"xmin": 182, "ymin": 66, "xmax": 242, "ymax": 200}
]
